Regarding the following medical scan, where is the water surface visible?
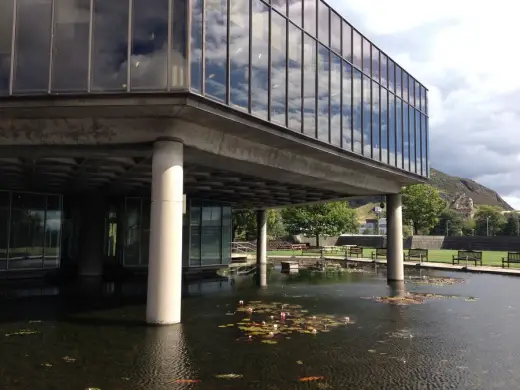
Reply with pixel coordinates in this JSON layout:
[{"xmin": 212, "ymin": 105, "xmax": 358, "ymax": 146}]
[{"xmin": 0, "ymin": 267, "xmax": 519, "ymax": 389}]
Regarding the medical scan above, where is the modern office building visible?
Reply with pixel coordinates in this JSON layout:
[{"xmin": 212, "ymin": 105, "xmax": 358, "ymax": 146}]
[{"xmin": 0, "ymin": 0, "xmax": 428, "ymax": 323}]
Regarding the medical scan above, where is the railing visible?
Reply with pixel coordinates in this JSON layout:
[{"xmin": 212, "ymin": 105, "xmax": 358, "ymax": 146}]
[{"xmin": 231, "ymin": 241, "xmax": 257, "ymax": 253}]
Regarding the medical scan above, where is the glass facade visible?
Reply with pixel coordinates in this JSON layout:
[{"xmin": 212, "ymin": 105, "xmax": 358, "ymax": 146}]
[
  {"xmin": 0, "ymin": 0, "xmax": 187, "ymax": 94},
  {"xmin": 0, "ymin": 191, "xmax": 62, "ymax": 271},
  {"xmin": 0, "ymin": 0, "xmax": 429, "ymax": 177},
  {"xmin": 122, "ymin": 197, "xmax": 231, "ymax": 268}
]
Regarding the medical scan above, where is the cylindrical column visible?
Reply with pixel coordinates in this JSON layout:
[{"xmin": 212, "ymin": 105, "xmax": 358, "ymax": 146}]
[
  {"xmin": 386, "ymin": 193, "xmax": 404, "ymax": 281},
  {"xmin": 256, "ymin": 209, "xmax": 267, "ymax": 287},
  {"xmin": 146, "ymin": 140, "xmax": 184, "ymax": 325}
]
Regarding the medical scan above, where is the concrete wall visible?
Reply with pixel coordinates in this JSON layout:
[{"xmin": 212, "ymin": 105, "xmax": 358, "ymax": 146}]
[
  {"xmin": 409, "ymin": 236, "xmax": 520, "ymax": 251},
  {"xmin": 297, "ymin": 234, "xmax": 520, "ymax": 252}
]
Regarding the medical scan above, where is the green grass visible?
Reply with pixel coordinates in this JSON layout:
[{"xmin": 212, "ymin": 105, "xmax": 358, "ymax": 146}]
[{"xmin": 265, "ymin": 248, "xmax": 515, "ymax": 268}]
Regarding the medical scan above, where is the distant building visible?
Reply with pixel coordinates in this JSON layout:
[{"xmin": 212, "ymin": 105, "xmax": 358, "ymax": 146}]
[{"xmin": 360, "ymin": 218, "xmax": 387, "ymax": 235}]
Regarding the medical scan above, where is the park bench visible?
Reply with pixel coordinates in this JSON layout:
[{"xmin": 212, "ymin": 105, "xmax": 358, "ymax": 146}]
[
  {"xmin": 322, "ymin": 246, "xmax": 342, "ymax": 255},
  {"xmin": 347, "ymin": 246, "xmax": 363, "ymax": 258},
  {"xmin": 502, "ymin": 252, "xmax": 520, "ymax": 268},
  {"xmin": 371, "ymin": 248, "xmax": 387, "ymax": 261},
  {"xmin": 452, "ymin": 250, "xmax": 482, "ymax": 266},
  {"xmin": 405, "ymin": 248, "xmax": 428, "ymax": 262},
  {"xmin": 301, "ymin": 247, "xmax": 324, "ymax": 257}
]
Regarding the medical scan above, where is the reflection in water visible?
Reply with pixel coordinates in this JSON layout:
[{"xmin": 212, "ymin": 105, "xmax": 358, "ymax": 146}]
[
  {"xmin": 1, "ymin": 270, "xmax": 520, "ymax": 388},
  {"xmin": 136, "ymin": 326, "xmax": 193, "ymax": 388}
]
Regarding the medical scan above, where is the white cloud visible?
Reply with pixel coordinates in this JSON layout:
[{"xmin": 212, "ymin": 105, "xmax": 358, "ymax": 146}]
[{"xmin": 330, "ymin": 0, "xmax": 520, "ymax": 208}]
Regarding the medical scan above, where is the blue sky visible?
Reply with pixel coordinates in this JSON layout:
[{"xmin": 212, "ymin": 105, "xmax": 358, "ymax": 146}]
[{"xmin": 329, "ymin": 0, "xmax": 520, "ymax": 209}]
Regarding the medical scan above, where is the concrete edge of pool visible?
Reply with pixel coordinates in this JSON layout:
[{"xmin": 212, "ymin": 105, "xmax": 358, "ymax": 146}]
[{"xmin": 268, "ymin": 256, "xmax": 520, "ymax": 277}]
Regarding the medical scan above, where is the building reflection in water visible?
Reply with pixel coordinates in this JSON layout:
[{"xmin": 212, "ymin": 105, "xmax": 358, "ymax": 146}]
[{"xmin": 137, "ymin": 326, "xmax": 194, "ymax": 387}]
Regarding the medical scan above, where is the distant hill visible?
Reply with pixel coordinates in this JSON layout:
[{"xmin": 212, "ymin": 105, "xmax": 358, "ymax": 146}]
[
  {"xmin": 350, "ymin": 168, "xmax": 514, "ymax": 220},
  {"xmin": 428, "ymin": 168, "xmax": 513, "ymax": 211}
]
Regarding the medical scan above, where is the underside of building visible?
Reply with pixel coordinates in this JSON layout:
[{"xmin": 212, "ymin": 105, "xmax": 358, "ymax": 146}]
[{"xmin": 0, "ymin": 0, "xmax": 428, "ymax": 323}]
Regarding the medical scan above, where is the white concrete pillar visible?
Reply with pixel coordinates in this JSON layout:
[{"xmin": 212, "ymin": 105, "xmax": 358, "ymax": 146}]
[
  {"xmin": 386, "ymin": 193, "xmax": 404, "ymax": 281},
  {"xmin": 146, "ymin": 140, "xmax": 184, "ymax": 325},
  {"xmin": 256, "ymin": 209, "xmax": 267, "ymax": 287}
]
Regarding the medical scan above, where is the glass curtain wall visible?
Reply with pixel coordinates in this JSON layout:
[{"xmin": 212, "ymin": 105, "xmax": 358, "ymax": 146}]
[
  {"xmin": 122, "ymin": 197, "xmax": 231, "ymax": 267},
  {"xmin": 0, "ymin": 190, "xmax": 62, "ymax": 271},
  {"xmin": 189, "ymin": 200, "xmax": 232, "ymax": 267},
  {"xmin": 0, "ymin": 0, "xmax": 187, "ymax": 95},
  {"xmin": 188, "ymin": 0, "xmax": 429, "ymax": 177}
]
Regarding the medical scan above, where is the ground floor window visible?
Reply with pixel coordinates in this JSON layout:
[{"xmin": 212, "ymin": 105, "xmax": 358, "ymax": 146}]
[
  {"xmin": 122, "ymin": 197, "xmax": 231, "ymax": 268},
  {"xmin": 0, "ymin": 191, "xmax": 62, "ymax": 271}
]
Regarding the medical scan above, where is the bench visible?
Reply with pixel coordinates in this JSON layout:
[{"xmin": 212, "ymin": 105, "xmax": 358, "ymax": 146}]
[
  {"xmin": 452, "ymin": 250, "xmax": 482, "ymax": 266},
  {"xmin": 371, "ymin": 248, "xmax": 387, "ymax": 261},
  {"xmin": 502, "ymin": 252, "xmax": 520, "ymax": 268},
  {"xmin": 347, "ymin": 246, "xmax": 363, "ymax": 258},
  {"xmin": 405, "ymin": 248, "xmax": 428, "ymax": 262}
]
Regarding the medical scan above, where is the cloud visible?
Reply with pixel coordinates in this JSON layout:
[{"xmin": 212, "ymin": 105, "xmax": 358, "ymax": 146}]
[{"xmin": 329, "ymin": 0, "xmax": 520, "ymax": 209}]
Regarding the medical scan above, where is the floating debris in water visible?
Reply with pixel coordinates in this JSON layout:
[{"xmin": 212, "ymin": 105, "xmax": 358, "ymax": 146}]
[
  {"xmin": 407, "ymin": 276, "xmax": 464, "ymax": 286},
  {"xmin": 174, "ymin": 379, "xmax": 201, "ymax": 383},
  {"xmin": 28, "ymin": 320, "xmax": 42, "ymax": 324},
  {"xmin": 62, "ymin": 356, "xmax": 76, "ymax": 363},
  {"xmin": 296, "ymin": 360, "xmax": 304, "ymax": 365},
  {"xmin": 363, "ymin": 292, "xmax": 455, "ymax": 305},
  {"xmin": 299, "ymin": 376, "xmax": 325, "ymax": 382},
  {"xmin": 41, "ymin": 363, "xmax": 52, "ymax": 367},
  {"xmin": 215, "ymin": 373, "xmax": 243, "ymax": 379},
  {"xmin": 261, "ymin": 339, "xmax": 278, "ymax": 345},
  {"xmin": 465, "ymin": 296, "xmax": 478, "ymax": 302},
  {"xmin": 5, "ymin": 329, "xmax": 39, "ymax": 337}
]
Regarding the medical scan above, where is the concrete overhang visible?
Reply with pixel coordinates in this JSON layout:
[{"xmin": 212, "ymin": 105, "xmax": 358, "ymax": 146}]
[{"xmin": 0, "ymin": 93, "xmax": 426, "ymax": 206}]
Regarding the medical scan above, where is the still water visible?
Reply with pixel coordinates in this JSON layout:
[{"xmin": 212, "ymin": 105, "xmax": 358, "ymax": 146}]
[{"xmin": 0, "ymin": 267, "xmax": 519, "ymax": 390}]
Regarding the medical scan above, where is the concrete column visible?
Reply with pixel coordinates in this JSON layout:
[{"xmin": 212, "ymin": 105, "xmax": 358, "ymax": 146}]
[
  {"xmin": 386, "ymin": 193, "xmax": 404, "ymax": 281},
  {"xmin": 78, "ymin": 195, "xmax": 106, "ymax": 278},
  {"xmin": 146, "ymin": 140, "xmax": 184, "ymax": 325},
  {"xmin": 256, "ymin": 209, "xmax": 267, "ymax": 287}
]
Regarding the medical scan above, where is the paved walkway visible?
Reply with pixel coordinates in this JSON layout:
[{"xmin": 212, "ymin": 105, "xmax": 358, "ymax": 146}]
[{"xmin": 268, "ymin": 255, "xmax": 520, "ymax": 277}]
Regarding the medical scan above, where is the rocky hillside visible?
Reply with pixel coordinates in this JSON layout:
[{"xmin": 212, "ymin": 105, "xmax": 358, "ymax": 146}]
[
  {"xmin": 429, "ymin": 168, "xmax": 513, "ymax": 211},
  {"xmin": 349, "ymin": 168, "xmax": 514, "ymax": 213}
]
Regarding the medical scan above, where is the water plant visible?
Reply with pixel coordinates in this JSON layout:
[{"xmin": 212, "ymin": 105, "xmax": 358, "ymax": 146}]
[{"xmin": 220, "ymin": 300, "xmax": 352, "ymax": 343}]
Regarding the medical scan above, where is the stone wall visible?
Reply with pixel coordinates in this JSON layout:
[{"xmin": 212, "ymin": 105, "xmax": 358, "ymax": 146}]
[{"xmin": 295, "ymin": 234, "xmax": 520, "ymax": 252}]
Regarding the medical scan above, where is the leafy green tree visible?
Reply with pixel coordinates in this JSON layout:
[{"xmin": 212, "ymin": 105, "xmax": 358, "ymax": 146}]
[
  {"xmin": 462, "ymin": 218, "xmax": 476, "ymax": 236},
  {"xmin": 401, "ymin": 184, "xmax": 446, "ymax": 235},
  {"xmin": 474, "ymin": 205, "xmax": 506, "ymax": 236},
  {"xmin": 502, "ymin": 212, "xmax": 520, "ymax": 236},
  {"xmin": 281, "ymin": 202, "xmax": 358, "ymax": 246},
  {"xmin": 232, "ymin": 209, "xmax": 283, "ymax": 241},
  {"xmin": 432, "ymin": 209, "xmax": 464, "ymax": 236}
]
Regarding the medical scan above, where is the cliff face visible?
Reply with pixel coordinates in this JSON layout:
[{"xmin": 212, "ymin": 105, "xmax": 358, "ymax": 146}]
[
  {"xmin": 349, "ymin": 168, "xmax": 514, "ymax": 212},
  {"xmin": 429, "ymin": 168, "xmax": 514, "ymax": 211}
]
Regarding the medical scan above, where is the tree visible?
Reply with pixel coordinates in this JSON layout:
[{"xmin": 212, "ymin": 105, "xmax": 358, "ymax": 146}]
[
  {"xmin": 232, "ymin": 209, "xmax": 283, "ymax": 241},
  {"xmin": 473, "ymin": 205, "xmax": 506, "ymax": 236},
  {"xmin": 401, "ymin": 184, "xmax": 446, "ymax": 235},
  {"xmin": 281, "ymin": 202, "xmax": 358, "ymax": 246},
  {"xmin": 432, "ymin": 209, "xmax": 464, "ymax": 236},
  {"xmin": 502, "ymin": 212, "xmax": 520, "ymax": 236}
]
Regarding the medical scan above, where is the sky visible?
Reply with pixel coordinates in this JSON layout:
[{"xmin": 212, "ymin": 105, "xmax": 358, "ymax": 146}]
[{"xmin": 328, "ymin": 0, "xmax": 520, "ymax": 210}]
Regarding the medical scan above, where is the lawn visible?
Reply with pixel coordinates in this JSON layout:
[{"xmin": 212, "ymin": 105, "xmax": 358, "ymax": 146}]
[{"xmin": 265, "ymin": 248, "xmax": 514, "ymax": 268}]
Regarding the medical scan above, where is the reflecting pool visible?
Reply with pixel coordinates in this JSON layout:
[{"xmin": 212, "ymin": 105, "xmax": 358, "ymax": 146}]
[{"xmin": 0, "ymin": 267, "xmax": 519, "ymax": 389}]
